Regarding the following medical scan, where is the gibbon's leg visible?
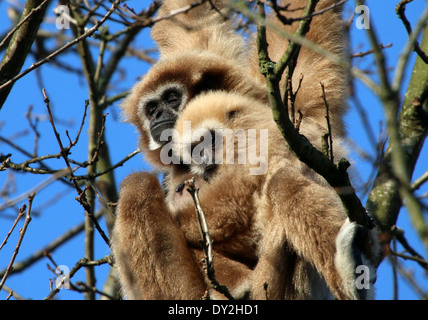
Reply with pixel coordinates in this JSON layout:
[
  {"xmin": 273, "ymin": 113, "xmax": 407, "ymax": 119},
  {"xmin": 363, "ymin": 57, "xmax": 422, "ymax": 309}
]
[
  {"xmin": 256, "ymin": 167, "xmax": 366, "ymax": 300},
  {"xmin": 250, "ymin": 214, "xmax": 290, "ymax": 300},
  {"xmin": 251, "ymin": 216, "xmax": 334, "ymax": 300},
  {"xmin": 111, "ymin": 172, "xmax": 206, "ymax": 299}
]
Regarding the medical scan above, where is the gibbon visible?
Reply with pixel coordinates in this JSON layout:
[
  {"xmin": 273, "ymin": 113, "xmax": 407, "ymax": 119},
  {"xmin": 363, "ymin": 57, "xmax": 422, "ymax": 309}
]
[
  {"xmin": 169, "ymin": 91, "xmax": 377, "ymax": 299},
  {"xmin": 111, "ymin": 0, "xmax": 378, "ymax": 300},
  {"xmin": 119, "ymin": 0, "xmax": 267, "ymax": 168}
]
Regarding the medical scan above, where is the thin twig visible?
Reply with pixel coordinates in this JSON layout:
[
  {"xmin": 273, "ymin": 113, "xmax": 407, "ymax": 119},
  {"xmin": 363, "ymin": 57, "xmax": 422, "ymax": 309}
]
[
  {"xmin": 74, "ymin": 281, "xmax": 116, "ymax": 300},
  {"xmin": 0, "ymin": 168, "xmax": 70, "ymax": 212},
  {"xmin": 43, "ymin": 89, "xmax": 82, "ymax": 193},
  {"xmin": 351, "ymin": 43, "xmax": 393, "ymax": 59},
  {"xmin": 392, "ymin": 3, "xmax": 428, "ymax": 92},
  {"xmin": 412, "ymin": 170, "xmax": 428, "ymax": 191},
  {"xmin": 0, "ymin": 135, "xmax": 74, "ymax": 186},
  {"xmin": 395, "ymin": 260, "xmax": 428, "ymax": 299},
  {"xmin": 392, "ymin": 227, "xmax": 428, "ymax": 272},
  {"xmin": 391, "ymin": 251, "xmax": 428, "ymax": 270},
  {"xmin": 0, "ymin": 193, "xmax": 35, "ymax": 291},
  {"xmin": 320, "ymin": 82, "xmax": 334, "ymax": 163},
  {"xmin": 395, "ymin": 0, "xmax": 428, "ymax": 64},
  {"xmin": 25, "ymin": 105, "xmax": 40, "ymax": 157},
  {"xmin": 82, "ymin": 0, "xmax": 107, "ymax": 26},
  {"xmin": 73, "ymin": 148, "xmax": 140, "ymax": 181},
  {"xmin": 43, "ymin": 89, "xmax": 110, "ymax": 247},
  {"xmin": 0, "ymin": 0, "xmax": 50, "ymax": 51},
  {"xmin": 0, "ymin": 204, "xmax": 26, "ymax": 251},
  {"xmin": 1, "ymin": 285, "xmax": 26, "ymax": 300},
  {"xmin": 137, "ymin": 0, "xmax": 205, "ymax": 26},
  {"xmin": 44, "ymin": 255, "xmax": 113, "ymax": 300},
  {"xmin": 270, "ymin": 0, "xmax": 348, "ymax": 26},
  {"xmin": 69, "ymin": 100, "xmax": 89, "ymax": 148},
  {"xmin": 184, "ymin": 178, "xmax": 234, "ymax": 300},
  {"xmin": 0, "ymin": 0, "xmax": 122, "ymax": 94},
  {"xmin": 75, "ymin": 186, "xmax": 111, "ymax": 247},
  {"xmin": 0, "ymin": 209, "xmax": 104, "ymax": 278}
]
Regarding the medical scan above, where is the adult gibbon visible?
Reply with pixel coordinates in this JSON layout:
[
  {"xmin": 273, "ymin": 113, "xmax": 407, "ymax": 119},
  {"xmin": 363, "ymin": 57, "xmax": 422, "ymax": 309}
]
[{"xmin": 111, "ymin": 0, "xmax": 378, "ymax": 299}]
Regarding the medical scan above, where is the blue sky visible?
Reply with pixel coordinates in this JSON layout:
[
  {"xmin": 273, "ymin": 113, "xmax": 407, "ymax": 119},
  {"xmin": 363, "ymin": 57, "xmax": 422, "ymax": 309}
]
[{"xmin": 0, "ymin": 0, "xmax": 427, "ymax": 300}]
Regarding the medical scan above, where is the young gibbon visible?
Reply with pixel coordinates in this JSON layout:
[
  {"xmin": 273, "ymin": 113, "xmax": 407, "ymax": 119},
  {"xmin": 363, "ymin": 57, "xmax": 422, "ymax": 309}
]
[
  {"xmin": 111, "ymin": 0, "xmax": 378, "ymax": 299},
  {"xmin": 169, "ymin": 91, "xmax": 377, "ymax": 299}
]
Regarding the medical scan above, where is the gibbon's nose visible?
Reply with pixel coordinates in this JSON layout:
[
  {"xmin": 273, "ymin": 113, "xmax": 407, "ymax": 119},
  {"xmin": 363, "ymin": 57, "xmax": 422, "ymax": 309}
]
[
  {"xmin": 154, "ymin": 109, "xmax": 163, "ymax": 120},
  {"xmin": 153, "ymin": 108, "xmax": 175, "ymax": 124}
]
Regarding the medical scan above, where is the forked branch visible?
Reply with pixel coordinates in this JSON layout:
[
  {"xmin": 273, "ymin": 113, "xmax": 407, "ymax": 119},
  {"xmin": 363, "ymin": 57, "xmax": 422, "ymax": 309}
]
[{"xmin": 255, "ymin": 0, "xmax": 371, "ymax": 231}]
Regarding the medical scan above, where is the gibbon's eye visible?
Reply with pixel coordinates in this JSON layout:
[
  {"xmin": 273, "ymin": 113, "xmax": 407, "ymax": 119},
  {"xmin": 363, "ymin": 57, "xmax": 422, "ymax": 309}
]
[
  {"xmin": 145, "ymin": 100, "xmax": 158, "ymax": 119},
  {"xmin": 162, "ymin": 89, "xmax": 182, "ymax": 110}
]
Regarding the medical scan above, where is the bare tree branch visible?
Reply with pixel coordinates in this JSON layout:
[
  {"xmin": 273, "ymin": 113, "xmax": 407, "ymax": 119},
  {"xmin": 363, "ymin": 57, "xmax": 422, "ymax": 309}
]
[
  {"xmin": 395, "ymin": 0, "xmax": 428, "ymax": 64},
  {"xmin": 0, "ymin": 193, "xmax": 35, "ymax": 291},
  {"xmin": 183, "ymin": 178, "xmax": 234, "ymax": 300},
  {"xmin": 0, "ymin": 0, "xmax": 122, "ymax": 99},
  {"xmin": 0, "ymin": 0, "xmax": 51, "ymax": 109}
]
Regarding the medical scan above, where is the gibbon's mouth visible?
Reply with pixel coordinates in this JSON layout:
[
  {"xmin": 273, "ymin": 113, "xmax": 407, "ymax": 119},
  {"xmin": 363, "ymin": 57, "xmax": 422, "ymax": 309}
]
[
  {"xmin": 150, "ymin": 119, "xmax": 176, "ymax": 131},
  {"xmin": 150, "ymin": 120, "xmax": 176, "ymax": 143}
]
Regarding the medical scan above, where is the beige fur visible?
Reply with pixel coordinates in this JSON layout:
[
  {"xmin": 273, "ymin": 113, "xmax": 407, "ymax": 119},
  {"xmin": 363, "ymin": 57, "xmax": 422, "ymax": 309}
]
[
  {"xmin": 248, "ymin": 0, "xmax": 347, "ymax": 136},
  {"xmin": 171, "ymin": 92, "xmax": 353, "ymax": 299},
  {"xmin": 111, "ymin": 0, "xmax": 370, "ymax": 300}
]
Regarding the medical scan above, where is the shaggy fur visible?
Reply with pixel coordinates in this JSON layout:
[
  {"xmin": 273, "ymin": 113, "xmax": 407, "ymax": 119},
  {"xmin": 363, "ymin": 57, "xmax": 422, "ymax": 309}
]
[{"xmin": 111, "ymin": 0, "xmax": 377, "ymax": 300}]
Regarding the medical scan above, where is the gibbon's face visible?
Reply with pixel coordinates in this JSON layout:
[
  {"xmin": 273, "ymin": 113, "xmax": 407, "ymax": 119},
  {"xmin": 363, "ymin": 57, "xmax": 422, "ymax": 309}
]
[
  {"xmin": 120, "ymin": 52, "xmax": 268, "ymax": 161},
  {"xmin": 122, "ymin": 53, "xmax": 237, "ymax": 152},
  {"xmin": 138, "ymin": 83, "xmax": 188, "ymax": 150},
  {"xmin": 172, "ymin": 91, "xmax": 266, "ymax": 181}
]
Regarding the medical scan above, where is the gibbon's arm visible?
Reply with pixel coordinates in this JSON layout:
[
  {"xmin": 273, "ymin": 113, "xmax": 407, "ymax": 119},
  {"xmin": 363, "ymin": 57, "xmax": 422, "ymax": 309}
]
[
  {"xmin": 254, "ymin": 166, "xmax": 364, "ymax": 300},
  {"xmin": 112, "ymin": 172, "xmax": 254, "ymax": 300},
  {"xmin": 111, "ymin": 172, "xmax": 207, "ymax": 299}
]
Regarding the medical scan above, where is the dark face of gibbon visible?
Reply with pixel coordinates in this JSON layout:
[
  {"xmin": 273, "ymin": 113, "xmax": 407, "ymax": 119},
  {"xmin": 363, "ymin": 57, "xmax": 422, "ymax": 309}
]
[
  {"xmin": 120, "ymin": 53, "xmax": 268, "ymax": 167},
  {"xmin": 141, "ymin": 84, "xmax": 185, "ymax": 146}
]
